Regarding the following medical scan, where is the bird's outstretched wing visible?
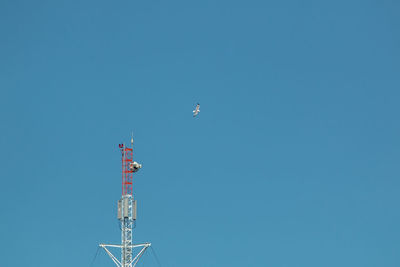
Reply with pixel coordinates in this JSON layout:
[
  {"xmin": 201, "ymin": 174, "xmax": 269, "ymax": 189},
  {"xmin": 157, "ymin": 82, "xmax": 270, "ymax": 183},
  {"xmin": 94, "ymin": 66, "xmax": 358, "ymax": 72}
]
[{"xmin": 193, "ymin": 103, "xmax": 200, "ymax": 117}]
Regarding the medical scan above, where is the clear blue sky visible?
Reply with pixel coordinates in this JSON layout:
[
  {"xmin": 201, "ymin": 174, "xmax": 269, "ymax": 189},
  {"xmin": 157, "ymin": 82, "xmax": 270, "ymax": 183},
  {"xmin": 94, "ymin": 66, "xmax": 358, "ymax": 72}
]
[{"xmin": 0, "ymin": 0, "xmax": 399, "ymax": 266}]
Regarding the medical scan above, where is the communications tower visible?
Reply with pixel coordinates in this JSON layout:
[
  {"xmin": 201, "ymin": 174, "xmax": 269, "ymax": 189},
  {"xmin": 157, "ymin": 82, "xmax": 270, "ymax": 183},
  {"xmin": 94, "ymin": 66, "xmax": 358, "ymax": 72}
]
[{"xmin": 100, "ymin": 137, "xmax": 151, "ymax": 267}]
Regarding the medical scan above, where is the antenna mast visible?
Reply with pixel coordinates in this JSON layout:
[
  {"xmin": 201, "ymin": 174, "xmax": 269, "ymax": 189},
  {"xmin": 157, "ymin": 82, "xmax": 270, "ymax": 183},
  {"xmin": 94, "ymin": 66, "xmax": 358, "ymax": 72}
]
[{"xmin": 100, "ymin": 137, "xmax": 150, "ymax": 267}]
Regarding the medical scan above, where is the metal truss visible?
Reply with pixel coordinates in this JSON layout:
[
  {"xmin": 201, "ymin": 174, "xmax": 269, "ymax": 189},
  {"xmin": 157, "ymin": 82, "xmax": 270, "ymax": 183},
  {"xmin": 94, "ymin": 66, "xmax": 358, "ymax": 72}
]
[
  {"xmin": 100, "ymin": 140, "xmax": 150, "ymax": 267},
  {"xmin": 100, "ymin": 243, "xmax": 151, "ymax": 267}
]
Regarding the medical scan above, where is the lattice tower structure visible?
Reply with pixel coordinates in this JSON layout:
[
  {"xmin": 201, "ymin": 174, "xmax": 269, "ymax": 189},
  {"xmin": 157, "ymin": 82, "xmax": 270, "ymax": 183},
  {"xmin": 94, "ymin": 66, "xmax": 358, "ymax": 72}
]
[
  {"xmin": 99, "ymin": 139, "xmax": 150, "ymax": 267},
  {"xmin": 120, "ymin": 145, "xmax": 135, "ymax": 266}
]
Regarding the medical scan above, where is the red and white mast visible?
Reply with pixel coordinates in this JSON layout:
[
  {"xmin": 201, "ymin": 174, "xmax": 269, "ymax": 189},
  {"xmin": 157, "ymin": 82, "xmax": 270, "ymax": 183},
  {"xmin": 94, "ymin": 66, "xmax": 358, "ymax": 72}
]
[{"xmin": 100, "ymin": 136, "xmax": 150, "ymax": 267}]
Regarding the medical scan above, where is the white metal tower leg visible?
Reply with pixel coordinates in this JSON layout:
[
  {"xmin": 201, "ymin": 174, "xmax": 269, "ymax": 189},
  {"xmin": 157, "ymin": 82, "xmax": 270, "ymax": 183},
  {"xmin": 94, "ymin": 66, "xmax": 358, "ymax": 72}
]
[
  {"xmin": 100, "ymin": 244, "xmax": 122, "ymax": 267},
  {"xmin": 100, "ymin": 243, "xmax": 151, "ymax": 267},
  {"xmin": 129, "ymin": 245, "xmax": 150, "ymax": 267}
]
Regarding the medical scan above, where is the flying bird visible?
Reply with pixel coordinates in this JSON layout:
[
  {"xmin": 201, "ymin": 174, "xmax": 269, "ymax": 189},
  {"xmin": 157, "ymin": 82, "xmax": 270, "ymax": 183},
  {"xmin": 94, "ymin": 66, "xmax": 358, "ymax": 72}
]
[{"xmin": 193, "ymin": 103, "xmax": 200, "ymax": 117}]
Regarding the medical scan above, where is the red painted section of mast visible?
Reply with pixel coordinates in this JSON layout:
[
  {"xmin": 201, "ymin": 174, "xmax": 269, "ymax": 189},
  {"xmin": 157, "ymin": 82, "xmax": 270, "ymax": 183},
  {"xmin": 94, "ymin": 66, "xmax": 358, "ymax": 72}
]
[{"xmin": 121, "ymin": 145, "xmax": 134, "ymax": 196}]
